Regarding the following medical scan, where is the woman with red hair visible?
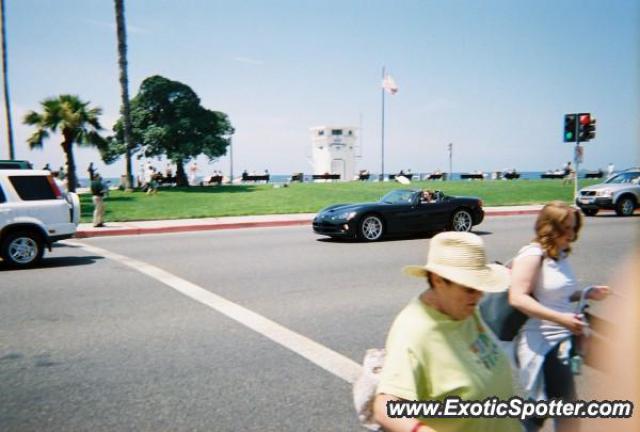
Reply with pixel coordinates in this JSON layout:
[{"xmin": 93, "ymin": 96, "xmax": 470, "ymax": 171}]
[{"xmin": 510, "ymin": 201, "xmax": 610, "ymax": 431}]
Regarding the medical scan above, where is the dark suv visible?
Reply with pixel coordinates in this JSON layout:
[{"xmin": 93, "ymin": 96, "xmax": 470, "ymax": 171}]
[{"xmin": 0, "ymin": 160, "xmax": 33, "ymax": 169}]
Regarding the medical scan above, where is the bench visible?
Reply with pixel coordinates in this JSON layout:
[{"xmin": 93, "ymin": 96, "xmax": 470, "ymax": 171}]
[
  {"xmin": 208, "ymin": 175, "xmax": 224, "ymax": 185},
  {"xmin": 151, "ymin": 173, "xmax": 176, "ymax": 185},
  {"xmin": 290, "ymin": 173, "xmax": 304, "ymax": 182},
  {"xmin": 358, "ymin": 173, "xmax": 370, "ymax": 181},
  {"xmin": 461, "ymin": 173, "xmax": 484, "ymax": 180},
  {"xmin": 425, "ymin": 173, "xmax": 445, "ymax": 180},
  {"xmin": 312, "ymin": 174, "xmax": 340, "ymax": 181},
  {"xmin": 503, "ymin": 172, "xmax": 520, "ymax": 180},
  {"xmin": 242, "ymin": 174, "xmax": 270, "ymax": 183},
  {"xmin": 389, "ymin": 174, "xmax": 414, "ymax": 181},
  {"xmin": 541, "ymin": 173, "xmax": 564, "ymax": 179},
  {"xmin": 585, "ymin": 171, "xmax": 604, "ymax": 179}
]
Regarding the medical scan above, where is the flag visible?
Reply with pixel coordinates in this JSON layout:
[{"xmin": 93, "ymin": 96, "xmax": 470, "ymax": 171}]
[{"xmin": 382, "ymin": 74, "xmax": 398, "ymax": 95}]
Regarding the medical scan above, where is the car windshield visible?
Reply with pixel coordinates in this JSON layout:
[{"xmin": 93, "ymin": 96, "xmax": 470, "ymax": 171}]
[
  {"xmin": 605, "ymin": 172, "xmax": 640, "ymax": 184},
  {"xmin": 380, "ymin": 190, "xmax": 416, "ymax": 204}
]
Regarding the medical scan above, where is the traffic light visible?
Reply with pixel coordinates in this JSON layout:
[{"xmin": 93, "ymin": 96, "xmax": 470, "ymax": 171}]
[
  {"xmin": 564, "ymin": 114, "xmax": 577, "ymax": 142},
  {"xmin": 578, "ymin": 113, "xmax": 596, "ymax": 142}
]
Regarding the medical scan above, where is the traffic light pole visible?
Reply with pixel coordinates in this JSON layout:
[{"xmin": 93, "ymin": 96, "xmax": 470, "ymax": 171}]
[
  {"xmin": 565, "ymin": 112, "xmax": 594, "ymax": 205},
  {"xmin": 574, "ymin": 139, "xmax": 580, "ymax": 204}
]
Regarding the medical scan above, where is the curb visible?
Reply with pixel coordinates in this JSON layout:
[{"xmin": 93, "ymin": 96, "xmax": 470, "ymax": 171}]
[
  {"xmin": 74, "ymin": 219, "xmax": 312, "ymax": 239},
  {"xmin": 482, "ymin": 209, "xmax": 542, "ymax": 217},
  {"xmin": 74, "ymin": 208, "xmax": 542, "ymax": 239}
]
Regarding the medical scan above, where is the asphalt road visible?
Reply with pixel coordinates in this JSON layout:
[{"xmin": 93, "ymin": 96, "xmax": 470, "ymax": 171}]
[{"xmin": 1, "ymin": 214, "xmax": 637, "ymax": 431}]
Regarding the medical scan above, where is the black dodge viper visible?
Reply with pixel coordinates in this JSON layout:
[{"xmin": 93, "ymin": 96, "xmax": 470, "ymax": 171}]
[{"xmin": 312, "ymin": 189, "xmax": 484, "ymax": 241}]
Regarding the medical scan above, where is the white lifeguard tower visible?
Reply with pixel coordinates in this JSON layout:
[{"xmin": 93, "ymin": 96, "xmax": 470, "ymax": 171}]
[{"xmin": 309, "ymin": 126, "xmax": 359, "ymax": 181}]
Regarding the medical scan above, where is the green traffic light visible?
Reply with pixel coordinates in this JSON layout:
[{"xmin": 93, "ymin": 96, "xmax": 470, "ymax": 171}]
[{"xmin": 564, "ymin": 113, "xmax": 578, "ymax": 142}]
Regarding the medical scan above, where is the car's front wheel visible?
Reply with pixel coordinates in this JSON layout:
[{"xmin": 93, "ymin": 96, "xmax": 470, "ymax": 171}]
[
  {"xmin": 615, "ymin": 196, "xmax": 636, "ymax": 216},
  {"xmin": 1, "ymin": 231, "xmax": 45, "ymax": 268},
  {"xmin": 359, "ymin": 215, "xmax": 384, "ymax": 241},
  {"xmin": 581, "ymin": 208, "xmax": 598, "ymax": 217},
  {"xmin": 450, "ymin": 209, "xmax": 473, "ymax": 232}
]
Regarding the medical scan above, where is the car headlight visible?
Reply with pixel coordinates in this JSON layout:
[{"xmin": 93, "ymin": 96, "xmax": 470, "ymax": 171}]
[
  {"xmin": 331, "ymin": 211, "xmax": 357, "ymax": 221},
  {"xmin": 595, "ymin": 189, "xmax": 612, "ymax": 197}
]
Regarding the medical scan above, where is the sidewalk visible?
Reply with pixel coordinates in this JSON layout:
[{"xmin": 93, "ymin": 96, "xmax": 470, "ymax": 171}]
[{"xmin": 75, "ymin": 205, "xmax": 545, "ymax": 239}]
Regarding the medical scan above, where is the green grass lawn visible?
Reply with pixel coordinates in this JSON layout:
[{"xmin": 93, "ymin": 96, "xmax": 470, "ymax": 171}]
[{"xmin": 79, "ymin": 179, "xmax": 601, "ymax": 223}]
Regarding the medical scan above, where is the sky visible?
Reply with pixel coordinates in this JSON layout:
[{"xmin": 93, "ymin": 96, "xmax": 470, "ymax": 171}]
[{"xmin": 1, "ymin": 0, "xmax": 638, "ymax": 178}]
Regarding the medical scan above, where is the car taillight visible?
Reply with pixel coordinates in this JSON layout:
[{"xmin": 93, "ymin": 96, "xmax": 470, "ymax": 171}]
[
  {"xmin": 479, "ymin": 200, "xmax": 484, "ymax": 208},
  {"xmin": 47, "ymin": 175, "xmax": 62, "ymax": 198}
]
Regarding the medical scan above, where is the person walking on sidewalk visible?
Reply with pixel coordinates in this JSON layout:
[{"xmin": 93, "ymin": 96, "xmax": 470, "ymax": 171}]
[
  {"xmin": 509, "ymin": 201, "xmax": 610, "ymax": 432},
  {"xmin": 373, "ymin": 232, "xmax": 522, "ymax": 432},
  {"xmin": 562, "ymin": 162, "xmax": 574, "ymax": 185},
  {"xmin": 146, "ymin": 168, "xmax": 159, "ymax": 195},
  {"xmin": 91, "ymin": 174, "xmax": 107, "ymax": 227},
  {"xmin": 87, "ymin": 162, "xmax": 96, "ymax": 181}
]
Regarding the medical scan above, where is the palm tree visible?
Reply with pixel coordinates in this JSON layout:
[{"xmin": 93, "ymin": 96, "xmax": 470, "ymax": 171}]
[
  {"xmin": 23, "ymin": 95, "xmax": 106, "ymax": 193},
  {"xmin": 1, "ymin": 0, "xmax": 15, "ymax": 159},
  {"xmin": 114, "ymin": 0, "xmax": 134, "ymax": 190}
]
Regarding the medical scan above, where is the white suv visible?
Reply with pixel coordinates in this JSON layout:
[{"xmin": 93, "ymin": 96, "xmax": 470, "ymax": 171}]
[
  {"xmin": 0, "ymin": 169, "xmax": 80, "ymax": 268},
  {"xmin": 576, "ymin": 168, "xmax": 640, "ymax": 216}
]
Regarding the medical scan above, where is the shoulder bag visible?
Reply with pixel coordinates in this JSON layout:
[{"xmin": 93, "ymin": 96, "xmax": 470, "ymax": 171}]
[{"xmin": 479, "ymin": 254, "xmax": 542, "ymax": 341}]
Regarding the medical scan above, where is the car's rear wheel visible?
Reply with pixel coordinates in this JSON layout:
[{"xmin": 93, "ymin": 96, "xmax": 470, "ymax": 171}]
[
  {"xmin": 450, "ymin": 209, "xmax": 473, "ymax": 232},
  {"xmin": 359, "ymin": 215, "xmax": 384, "ymax": 241},
  {"xmin": 581, "ymin": 208, "xmax": 598, "ymax": 216},
  {"xmin": 615, "ymin": 196, "xmax": 636, "ymax": 216},
  {"xmin": 1, "ymin": 231, "xmax": 44, "ymax": 268}
]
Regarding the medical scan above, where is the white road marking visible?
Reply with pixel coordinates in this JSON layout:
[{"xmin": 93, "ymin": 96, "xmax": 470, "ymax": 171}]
[{"xmin": 64, "ymin": 240, "xmax": 362, "ymax": 384}]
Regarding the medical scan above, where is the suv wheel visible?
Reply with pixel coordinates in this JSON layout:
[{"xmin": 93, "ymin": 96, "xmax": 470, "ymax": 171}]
[
  {"xmin": 1, "ymin": 231, "xmax": 44, "ymax": 268},
  {"xmin": 615, "ymin": 196, "xmax": 636, "ymax": 217}
]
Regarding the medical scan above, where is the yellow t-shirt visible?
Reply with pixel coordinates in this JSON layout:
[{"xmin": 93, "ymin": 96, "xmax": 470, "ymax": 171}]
[{"xmin": 377, "ymin": 297, "xmax": 522, "ymax": 432}]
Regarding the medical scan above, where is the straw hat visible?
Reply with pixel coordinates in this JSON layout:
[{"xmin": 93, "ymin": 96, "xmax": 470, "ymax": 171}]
[{"xmin": 403, "ymin": 232, "xmax": 510, "ymax": 293}]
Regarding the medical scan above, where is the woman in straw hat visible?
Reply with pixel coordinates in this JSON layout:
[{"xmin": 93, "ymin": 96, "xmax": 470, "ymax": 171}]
[
  {"xmin": 509, "ymin": 201, "xmax": 610, "ymax": 432},
  {"xmin": 373, "ymin": 232, "xmax": 522, "ymax": 432}
]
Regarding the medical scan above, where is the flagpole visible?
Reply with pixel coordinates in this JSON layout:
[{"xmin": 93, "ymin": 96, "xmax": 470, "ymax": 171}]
[{"xmin": 380, "ymin": 66, "xmax": 385, "ymax": 181}]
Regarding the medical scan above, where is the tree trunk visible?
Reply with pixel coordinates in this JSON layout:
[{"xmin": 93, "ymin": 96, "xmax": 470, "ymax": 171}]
[
  {"xmin": 114, "ymin": 0, "xmax": 134, "ymax": 191},
  {"xmin": 62, "ymin": 139, "xmax": 77, "ymax": 193},
  {"xmin": 1, "ymin": 0, "xmax": 15, "ymax": 159},
  {"xmin": 175, "ymin": 161, "xmax": 188, "ymax": 187}
]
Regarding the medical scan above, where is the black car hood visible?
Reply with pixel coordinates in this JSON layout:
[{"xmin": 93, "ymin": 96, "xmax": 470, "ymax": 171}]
[{"xmin": 319, "ymin": 202, "xmax": 379, "ymax": 214}]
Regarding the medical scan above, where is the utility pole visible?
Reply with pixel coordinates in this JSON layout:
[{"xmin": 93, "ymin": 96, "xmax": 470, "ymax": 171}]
[
  {"xmin": 448, "ymin": 143, "xmax": 453, "ymax": 181},
  {"xmin": 229, "ymin": 138, "xmax": 233, "ymax": 184}
]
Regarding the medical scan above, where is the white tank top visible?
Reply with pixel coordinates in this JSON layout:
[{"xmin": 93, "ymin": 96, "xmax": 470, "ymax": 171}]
[{"xmin": 517, "ymin": 243, "xmax": 578, "ymax": 340}]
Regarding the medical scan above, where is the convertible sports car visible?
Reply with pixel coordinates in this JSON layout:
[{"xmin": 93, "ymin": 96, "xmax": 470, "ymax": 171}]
[{"xmin": 312, "ymin": 189, "xmax": 484, "ymax": 241}]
